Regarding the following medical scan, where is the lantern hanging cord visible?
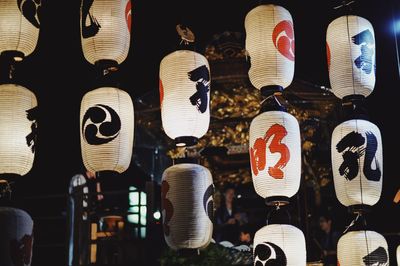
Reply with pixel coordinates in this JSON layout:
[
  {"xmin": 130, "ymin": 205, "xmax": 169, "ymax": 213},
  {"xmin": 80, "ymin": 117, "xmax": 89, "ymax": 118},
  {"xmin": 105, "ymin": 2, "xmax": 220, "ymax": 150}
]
[
  {"xmin": 333, "ymin": 0, "xmax": 355, "ymax": 11},
  {"xmin": 343, "ymin": 212, "xmax": 361, "ymax": 234}
]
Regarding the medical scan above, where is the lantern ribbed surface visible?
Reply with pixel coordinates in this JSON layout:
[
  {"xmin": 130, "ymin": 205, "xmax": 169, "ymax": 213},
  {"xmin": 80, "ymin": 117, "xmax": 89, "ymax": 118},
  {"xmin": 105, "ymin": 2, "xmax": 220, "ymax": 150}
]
[
  {"xmin": 161, "ymin": 163, "xmax": 213, "ymax": 250},
  {"xmin": 253, "ymin": 224, "xmax": 306, "ymax": 266},
  {"xmin": 0, "ymin": 0, "xmax": 40, "ymax": 57},
  {"xmin": 0, "ymin": 84, "xmax": 37, "ymax": 176},
  {"xmin": 245, "ymin": 4, "xmax": 295, "ymax": 90},
  {"xmin": 249, "ymin": 111, "xmax": 301, "ymax": 199},
  {"xmin": 159, "ymin": 50, "xmax": 211, "ymax": 142},
  {"xmin": 327, "ymin": 15, "xmax": 376, "ymax": 99},
  {"xmin": 338, "ymin": 230, "xmax": 389, "ymax": 266},
  {"xmin": 332, "ymin": 119, "xmax": 382, "ymax": 207},
  {"xmin": 80, "ymin": 0, "xmax": 131, "ymax": 65},
  {"xmin": 80, "ymin": 87, "xmax": 134, "ymax": 173},
  {"xmin": 0, "ymin": 207, "xmax": 34, "ymax": 266}
]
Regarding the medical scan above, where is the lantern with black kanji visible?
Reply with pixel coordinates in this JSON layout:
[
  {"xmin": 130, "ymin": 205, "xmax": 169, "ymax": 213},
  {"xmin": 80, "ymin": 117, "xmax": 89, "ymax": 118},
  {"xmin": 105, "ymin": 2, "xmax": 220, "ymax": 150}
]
[
  {"xmin": 249, "ymin": 111, "xmax": 301, "ymax": 205},
  {"xmin": 331, "ymin": 119, "xmax": 382, "ymax": 209},
  {"xmin": 253, "ymin": 224, "xmax": 306, "ymax": 266},
  {"xmin": 80, "ymin": 0, "xmax": 132, "ymax": 66},
  {"xmin": 327, "ymin": 15, "xmax": 376, "ymax": 99},
  {"xmin": 80, "ymin": 87, "xmax": 134, "ymax": 173},
  {"xmin": 159, "ymin": 50, "xmax": 211, "ymax": 147},
  {"xmin": 245, "ymin": 4, "xmax": 295, "ymax": 96},
  {"xmin": 338, "ymin": 230, "xmax": 389, "ymax": 266},
  {"xmin": 161, "ymin": 163, "xmax": 213, "ymax": 252},
  {"xmin": 0, "ymin": 207, "xmax": 34, "ymax": 266},
  {"xmin": 0, "ymin": 84, "xmax": 37, "ymax": 176}
]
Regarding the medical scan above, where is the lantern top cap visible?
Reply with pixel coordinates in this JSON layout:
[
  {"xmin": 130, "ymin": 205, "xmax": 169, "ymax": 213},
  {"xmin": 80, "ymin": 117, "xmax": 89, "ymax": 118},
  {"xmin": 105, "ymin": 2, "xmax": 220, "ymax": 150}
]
[
  {"xmin": 160, "ymin": 50, "xmax": 208, "ymax": 66},
  {"xmin": 245, "ymin": 4, "xmax": 291, "ymax": 21}
]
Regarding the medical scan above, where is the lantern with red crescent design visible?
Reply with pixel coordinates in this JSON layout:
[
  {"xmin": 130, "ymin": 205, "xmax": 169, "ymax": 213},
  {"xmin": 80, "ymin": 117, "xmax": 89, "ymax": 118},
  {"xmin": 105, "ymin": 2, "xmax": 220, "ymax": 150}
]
[{"xmin": 245, "ymin": 5, "xmax": 295, "ymax": 96}]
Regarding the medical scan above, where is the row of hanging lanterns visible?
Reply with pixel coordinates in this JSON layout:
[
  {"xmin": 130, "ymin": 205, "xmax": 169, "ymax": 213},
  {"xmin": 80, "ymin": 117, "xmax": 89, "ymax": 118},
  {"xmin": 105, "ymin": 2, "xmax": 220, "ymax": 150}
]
[
  {"xmin": 160, "ymin": 25, "xmax": 214, "ymax": 253},
  {"xmin": 245, "ymin": 4, "xmax": 307, "ymax": 265},
  {"xmin": 327, "ymin": 10, "xmax": 389, "ymax": 266},
  {"xmin": 0, "ymin": 1, "xmax": 40, "ymax": 264}
]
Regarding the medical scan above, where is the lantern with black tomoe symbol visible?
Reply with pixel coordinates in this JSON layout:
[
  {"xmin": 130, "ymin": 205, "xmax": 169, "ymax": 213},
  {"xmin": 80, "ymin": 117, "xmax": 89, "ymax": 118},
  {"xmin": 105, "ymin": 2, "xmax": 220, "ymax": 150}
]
[
  {"xmin": 161, "ymin": 163, "xmax": 213, "ymax": 253},
  {"xmin": 0, "ymin": 0, "xmax": 41, "ymax": 61},
  {"xmin": 326, "ymin": 15, "xmax": 376, "ymax": 100},
  {"xmin": 159, "ymin": 50, "xmax": 211, "ymax": 147},
  {"xmin": 253, "ymin": 224, "xmax": 306, "ymax": 266},
  {"xmin": 245, "ymin": 4, "xmax": 295, "ymax": 96},
  {"xmin": 80, "ymin": 87, "xmax": 134, "ymax": 173},
  {"xmin": 249, "ymin": 111, "xmax": 301, "ymax": 205},
  {"xmin": 331, "ymin": 119, "xmax": 382, "ymax": 210}
]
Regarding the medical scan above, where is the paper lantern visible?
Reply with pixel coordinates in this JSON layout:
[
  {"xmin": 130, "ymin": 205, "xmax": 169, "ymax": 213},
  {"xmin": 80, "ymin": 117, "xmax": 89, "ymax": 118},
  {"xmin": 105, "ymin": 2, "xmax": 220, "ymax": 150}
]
[
  {"xmin": 0, "ymin": 0, "xmax": 41, "ymax": 59},
  {"xmin": 80, "ymin": 87, "xmax": 134, "ymax": 173},
  {"xmin": 397, "ymin": 245, "xmax": 400, "ymax": 266},
  {"xmin": 249, "ymin": 111, "xmax": 301, "ymax": 204},
  {"xmin": 159, "ymin": 50, "xmax": 211, "ymax": 146},
  {"xmin": 245, "ymin": 5, "xmax": 295, "ymax": 95},
  {"xmin": 327, "ymin": 15, "xmax": 376, "ymax": 99},
  {"xmin": 332, "ymin": 119, "xmax": 382, "ymax": 208},
  {"xmin": 253, "ymin": 224, "xmax": 306, "ymax": 266},
  {"xmin": 0, "ymin": 207, "xmax": 34, "ymax": 266},
  {"xmin": 338, "ymin": 230, "xmax": 389, "ymax": 266},
  {"xmin": 80, "ymin": 0, "xmax": 131, "ymax": 65},
  {"xmin": 161, "ymin": 163, "xmax": 213, "ymax": 251},
  {"xmin": 0, "ymin": 84, "xmax": 37, "ymax": 176}
]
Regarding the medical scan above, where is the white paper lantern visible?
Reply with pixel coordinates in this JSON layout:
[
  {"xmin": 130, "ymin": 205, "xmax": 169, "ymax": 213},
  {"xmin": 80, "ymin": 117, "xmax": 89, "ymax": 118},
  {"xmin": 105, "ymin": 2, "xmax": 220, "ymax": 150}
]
[
  {"xmin": 332, "ymin": 119, "xmax": 382, "ymax": 207},
  {"xmin": 338, "ymin": 230, "xmax": 389, "ymax": 266},
  {"xmin": 0, "ymin": 207, "xmax": 34, "ymax": 266},
  {"xmin": 253, "ymin": 224, "xmax": 306, "ymax": 266},
  {"xmin": 327, "ymin": 15, "xmax": 376, "ymax": 99},
  {"xmin": 0, "ymin": 84, "xmax": 37, "ymax": 176},
  {"xmin": 397, "ymin": 245, "xmax": 400, "ymax": 266},
  {"xmin": 161, "ymin": 163, "xmax": 213, "ymax": 251},
  {"xmin": 159, "ymin": 50, "xmax": 211, "ymax": 146},
  {"xmin": 80, "ymin": 0, "xmax": 131, "ymax": 65},
  {"xmin": 0, "ymin": 0, "xmax": 41, "ymax": 59},
  {"xmin": 80, "ymin": 87, "xmax": 134, "ymax": 173},
  {"xmin": 249, "ymin": 111, "xmax": 301, "ymax": 203},
  {"xmin": 245, "ymin": 5, "xmax": 295, "ymax": 94}
]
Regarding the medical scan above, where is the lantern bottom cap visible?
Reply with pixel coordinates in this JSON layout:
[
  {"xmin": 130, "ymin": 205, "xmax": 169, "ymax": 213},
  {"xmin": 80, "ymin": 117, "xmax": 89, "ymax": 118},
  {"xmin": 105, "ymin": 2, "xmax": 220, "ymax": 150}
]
[
  {"xmin": 348, "ymin": 204, "xmax": 372, "ymax": 214},
  {"xmin": 260, "ymin": 94, "xmax": 287, "ymax": 113},
  {"xmin": 175, "ymin": 136, "xmax": 199, "ymax": 147},
  {"xmin": 94, "ymin": 59, "xmax": 119, "ymax": 72},
  {"xmin": 260, "ymin": 85, "xmax": 283, "ymax": 98},
  {"xmin": 177, "ymin": 248, "xmax": 200, "ymax": 257},
  {"xmin": 265, "ymin": 196, "xmax": 290, "ymax": 206},
  {"xmin": 0, "ymin": 50, "xmax": 25, "ymax": 62}
]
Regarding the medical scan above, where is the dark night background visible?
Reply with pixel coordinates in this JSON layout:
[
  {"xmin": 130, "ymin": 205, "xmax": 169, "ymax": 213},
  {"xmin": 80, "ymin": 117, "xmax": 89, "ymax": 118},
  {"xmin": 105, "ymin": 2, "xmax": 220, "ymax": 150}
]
[{"xmin": 2, "ymin": 0, "xmax": 400, "ymax": 265}]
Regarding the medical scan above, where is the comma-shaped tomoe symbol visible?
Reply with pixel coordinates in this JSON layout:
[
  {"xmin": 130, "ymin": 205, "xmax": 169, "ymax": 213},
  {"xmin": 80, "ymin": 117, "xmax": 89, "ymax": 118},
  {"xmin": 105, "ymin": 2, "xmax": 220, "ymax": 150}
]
[
  {"xmin": 17, "ymin": 0, "xmax": 41, "ymax": 28},
  {"xmin": 250, "ymin": 124, "xmax": 290, "ymax": 179},
  {"xmin": 336, "ymin": 131, "xmax": 381, "ymax": 182},
  {"xmin": 272, "ymin": 20, "xmax": 295, "ymax": 61},
  {"xmin": 254, "ymin": 242, "xmax": 287, "ymax": 266},
  {"xmin": 188, "ymin": 65, "xmax": 210, "ymax": 114},
  {"xmin": 10, "ymin": 234, "xmax": 33, "ymax": 266},
  {"xmin": 352, "ymin": 29, "xmax": 375, "ymax": 75},
  {"xmin": 82, "ymin": 104, "xmax": 121, "ymax": 145},
  {"xmin": 362, "ymin": 246, "xmax": 388, "ymax": 266},
  {"xmin": 161, "ymin": 180, "xmax": 173, "ymax": 236},
  {"xmin": 203, "ymin": 184, "xmax": 214, "ymax": 221},
  {"xmin": 81, "ymin": 0, "xmax": 101, "ymax": 38},
  {"xmin": 125, "ymin": 0, "xmax": 132, "ymax": 33}
]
